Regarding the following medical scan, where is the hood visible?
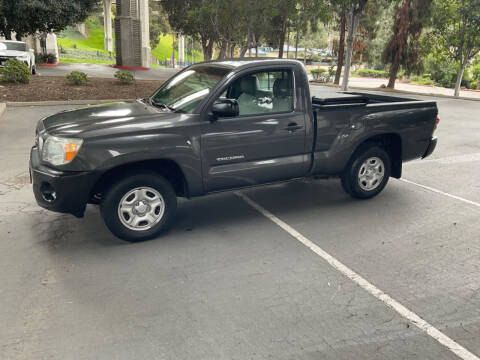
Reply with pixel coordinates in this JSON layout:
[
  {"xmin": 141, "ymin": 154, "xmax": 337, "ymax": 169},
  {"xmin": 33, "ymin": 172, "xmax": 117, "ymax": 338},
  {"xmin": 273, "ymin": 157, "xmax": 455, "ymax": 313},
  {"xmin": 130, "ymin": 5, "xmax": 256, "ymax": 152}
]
[
  {"xmin": 41, "ymin": 100, "xmax": 184, "ymax": 139},
  {"xmin": 0, "ymin": 50, "xmax": 28, "ymax": 58}
]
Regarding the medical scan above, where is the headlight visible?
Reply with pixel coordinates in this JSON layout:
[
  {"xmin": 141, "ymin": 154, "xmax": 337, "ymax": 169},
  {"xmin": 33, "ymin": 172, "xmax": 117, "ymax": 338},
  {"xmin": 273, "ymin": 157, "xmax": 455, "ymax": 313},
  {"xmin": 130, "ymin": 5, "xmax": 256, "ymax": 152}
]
[
  {"xmin": 42, "ymin": 136, "xmax": 83, "ymax": 166},
  {"xmin": 16, "ymin": 55, "xmax": 28, "ymax": 61}
]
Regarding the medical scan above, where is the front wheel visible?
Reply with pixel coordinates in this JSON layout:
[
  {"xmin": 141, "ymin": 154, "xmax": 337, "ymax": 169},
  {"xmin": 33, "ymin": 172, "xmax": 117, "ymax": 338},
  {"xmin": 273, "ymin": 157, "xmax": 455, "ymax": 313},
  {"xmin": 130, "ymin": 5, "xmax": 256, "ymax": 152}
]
[
  {"xmin": 100, "ymin": 172, "xmax": 177, "ymax": 242},
  {"xmin": 31, "ymin": 65, "xmax": 36, "ymax": 75},
  {"xmin": 341, "ymin": 145, "xmax": 391, "ymax": 199}
]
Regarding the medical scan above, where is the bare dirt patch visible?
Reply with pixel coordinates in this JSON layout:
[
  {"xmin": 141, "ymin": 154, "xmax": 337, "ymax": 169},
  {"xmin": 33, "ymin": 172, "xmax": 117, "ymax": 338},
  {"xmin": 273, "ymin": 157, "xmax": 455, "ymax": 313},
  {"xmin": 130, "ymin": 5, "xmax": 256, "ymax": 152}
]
[{"xmin": 0, "ymin": 76, "xmax": 163, "ymax": 102}]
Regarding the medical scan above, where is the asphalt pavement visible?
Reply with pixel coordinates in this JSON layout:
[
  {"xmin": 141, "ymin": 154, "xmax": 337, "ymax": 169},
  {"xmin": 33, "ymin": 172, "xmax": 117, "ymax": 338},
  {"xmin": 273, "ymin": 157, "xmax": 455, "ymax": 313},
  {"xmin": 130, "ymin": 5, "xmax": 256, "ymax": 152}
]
[{"xmin": 0, "ymin": 88, "xmax": 479, "ymax": 359}]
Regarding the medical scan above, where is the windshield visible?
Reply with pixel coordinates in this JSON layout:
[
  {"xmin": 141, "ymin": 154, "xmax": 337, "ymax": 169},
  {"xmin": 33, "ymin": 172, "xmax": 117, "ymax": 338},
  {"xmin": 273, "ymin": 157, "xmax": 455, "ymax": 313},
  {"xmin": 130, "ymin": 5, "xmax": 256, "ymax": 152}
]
[
  {"xmin": 0, "ymin": 42, "xmax": 27, "ymax": 51},
  {"xmin": 150, "ymin": 65, "xmax": 230, "ymax": 113}
]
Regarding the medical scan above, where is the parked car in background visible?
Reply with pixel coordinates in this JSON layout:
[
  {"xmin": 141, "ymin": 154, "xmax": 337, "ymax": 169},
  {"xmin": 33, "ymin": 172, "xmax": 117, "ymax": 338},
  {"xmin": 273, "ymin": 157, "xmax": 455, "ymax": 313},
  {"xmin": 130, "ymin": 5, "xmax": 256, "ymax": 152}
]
[{"xmin": 0, "ymin": 40, "xmax": 36, "ymax": 74}]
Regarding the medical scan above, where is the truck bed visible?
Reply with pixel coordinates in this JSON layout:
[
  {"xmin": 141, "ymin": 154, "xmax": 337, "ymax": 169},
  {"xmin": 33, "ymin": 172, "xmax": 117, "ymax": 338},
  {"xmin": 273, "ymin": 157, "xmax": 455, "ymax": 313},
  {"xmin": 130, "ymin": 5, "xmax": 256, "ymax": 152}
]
[
  {"xmin": 312, "ymin": 91, "xmax": 434, "ymax": 109},
  {"xmin": 309, "ymin": 91, "xmax": 438, "ymax": 176}
]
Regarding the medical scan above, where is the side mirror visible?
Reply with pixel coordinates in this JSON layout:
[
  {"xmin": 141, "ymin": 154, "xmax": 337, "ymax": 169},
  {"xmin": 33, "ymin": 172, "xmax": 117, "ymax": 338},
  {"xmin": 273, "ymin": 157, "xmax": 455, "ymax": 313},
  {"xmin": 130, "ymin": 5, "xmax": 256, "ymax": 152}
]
[
  {"xmin": 29, "ymin": 49, "xmax": 34, "ymax": 52},
  {"xmin": 211, "ymin": 99, "xmax": 239, "ymax": 119}
]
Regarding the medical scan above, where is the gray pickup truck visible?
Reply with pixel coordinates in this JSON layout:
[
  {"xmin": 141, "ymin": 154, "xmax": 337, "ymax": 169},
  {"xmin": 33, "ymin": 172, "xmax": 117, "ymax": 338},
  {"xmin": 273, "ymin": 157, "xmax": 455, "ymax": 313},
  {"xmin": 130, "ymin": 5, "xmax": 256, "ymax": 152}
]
[{"xmin": 30, "ymin": 59, "xmax": 438, "ymax": 241}]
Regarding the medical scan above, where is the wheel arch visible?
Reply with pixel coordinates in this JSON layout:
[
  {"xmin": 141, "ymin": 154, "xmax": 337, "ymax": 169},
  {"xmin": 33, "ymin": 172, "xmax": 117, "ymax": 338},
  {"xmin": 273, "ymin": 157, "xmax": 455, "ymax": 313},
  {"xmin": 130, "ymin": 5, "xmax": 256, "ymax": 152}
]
[
  {"xmin": 350, "ymin": 133, "xmax": 402, "ymax": 178},
  {"xmin": 90, "ymin": 159, "xmax": 189, "ymax": 201}
]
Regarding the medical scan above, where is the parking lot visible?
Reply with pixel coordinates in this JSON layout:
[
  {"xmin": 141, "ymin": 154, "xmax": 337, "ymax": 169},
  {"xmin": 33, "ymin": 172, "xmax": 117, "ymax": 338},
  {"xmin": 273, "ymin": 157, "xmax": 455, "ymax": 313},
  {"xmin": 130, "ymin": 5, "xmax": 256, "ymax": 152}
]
[{"xmin": 1, "ymin": 87, "xmax": 479, "ymax": 359}]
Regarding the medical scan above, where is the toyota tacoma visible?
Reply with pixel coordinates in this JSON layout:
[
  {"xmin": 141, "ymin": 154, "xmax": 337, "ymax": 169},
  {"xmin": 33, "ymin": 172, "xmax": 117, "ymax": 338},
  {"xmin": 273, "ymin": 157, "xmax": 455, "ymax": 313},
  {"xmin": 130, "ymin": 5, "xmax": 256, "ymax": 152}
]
[{"xmin": 30, "ymin": 59, "xmax": 438, "ymax": 241}]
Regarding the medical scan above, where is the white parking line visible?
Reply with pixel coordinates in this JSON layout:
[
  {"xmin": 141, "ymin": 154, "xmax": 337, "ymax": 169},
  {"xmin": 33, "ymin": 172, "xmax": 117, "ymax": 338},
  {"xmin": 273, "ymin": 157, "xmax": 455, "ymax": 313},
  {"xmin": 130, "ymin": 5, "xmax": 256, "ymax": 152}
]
[
  {"xmin": 235, "ymin": 191, "xmax": 480, "ymax": 360},
  {"xmin": 400, "ymin": 178, "xmax": 480, "ymax": 208},
  {"xmin": 408, "ymin": 152, "xmax": 480, "ymax": 165}
]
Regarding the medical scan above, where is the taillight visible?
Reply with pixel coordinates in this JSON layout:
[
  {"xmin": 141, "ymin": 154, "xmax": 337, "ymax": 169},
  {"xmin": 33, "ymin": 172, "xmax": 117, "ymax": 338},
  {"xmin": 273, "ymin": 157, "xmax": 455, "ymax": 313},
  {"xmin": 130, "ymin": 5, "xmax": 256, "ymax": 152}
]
[{"xmin": 433, "ymin": 116, "xmax": 440, "ymax": 133}]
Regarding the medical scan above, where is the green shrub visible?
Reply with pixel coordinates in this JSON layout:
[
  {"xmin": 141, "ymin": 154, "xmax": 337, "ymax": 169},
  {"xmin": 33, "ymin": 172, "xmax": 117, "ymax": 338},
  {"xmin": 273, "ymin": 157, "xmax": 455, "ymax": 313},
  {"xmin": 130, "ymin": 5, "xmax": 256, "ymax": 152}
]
[
  {"xmin": 408, "ymin": 74, "xmax": 422, "ymax": 82},
  {"xmin": 0, "ymin": 59, "xmax": 31, "ymax": 84},
  {"xmin": 36, "ymin": 53, "xmax": 57, "ymax": 64},
  {"xmin": 66, "ymin": 71, "xmax": 88, "ymax": 85},
  {"xmin": 424, "ymin": 55, "xmax": 458, "ymax": 88},
  {"xmin": 114, "ymin": 70, "xmax": 135, "ymax": 84},
  {"xmin": 310, "ymin": 68, "xmax": 327, "ymax": 80},
  {"xmin": 353, "ymin": 69, "xmax": 389, "ymax": 78},
  {"xmin": 464, "ymin": 79, "xmax": 479, "ymax": 89},
  {"xmin": 472, "ymin": 64, "xmax": 480, "ymax": 81},
  {"xmin": 461, "ymin": 70, "xmax": 473, "ymax": 88},
  {"xmin": 328, "ymin": 65, "xmax": 336, "ymax": 77},
  {"xmin": 411, "ymin": 78, "xmax": 435, "ymax": 86}
]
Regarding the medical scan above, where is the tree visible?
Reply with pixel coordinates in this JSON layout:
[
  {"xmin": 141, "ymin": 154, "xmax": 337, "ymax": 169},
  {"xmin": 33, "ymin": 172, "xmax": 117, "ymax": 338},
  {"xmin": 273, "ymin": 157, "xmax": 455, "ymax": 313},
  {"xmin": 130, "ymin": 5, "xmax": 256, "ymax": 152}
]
[
  {"xmin": 334, "ymin": 9, "xmax": 347, "ymax": 84},
  {"xmin": 0, "ymin": 0, "xmax": 97, "ymax": 40},
  {"xmin": 262, "ymin": 0, "xmax": 297, "ymax": 58},
  {"xmin": 236, "ymin": 0, "xmax": 272, "ymax": 57},
  {"xmin": 340, "ymin": 0, "xmax": 368, "ymax": 91},
  {"xmin": 296, "ymin": 0, "xmax": 331, "ymax": 61},
  {"xmin": 333, "ymin": 0, "xmax": 381, "ymax": 84},
  {"xmin": 160, "ymin": 0, "xmax": 330, "ymax": 61},
  {"xmin": 428, "ymin": 0, "xmax": 480, "ymax": 96},
  {"xmin": 382, "ymin": 0, "xmax": 433, "ymax": 88},
  {"xmin": 160, "ymin": 0, "xmax": 219, "ymax": 60},
  {"xmin": 210, "ymin": 0, "xmax": 245, "ymax": 59},
  {"xmin": 363, "ymin": 3, "xmax": 395, "ymax": 68},
  {"xmin": 150, "ymin": 0, "xmax": 170, "ymax": 50}
]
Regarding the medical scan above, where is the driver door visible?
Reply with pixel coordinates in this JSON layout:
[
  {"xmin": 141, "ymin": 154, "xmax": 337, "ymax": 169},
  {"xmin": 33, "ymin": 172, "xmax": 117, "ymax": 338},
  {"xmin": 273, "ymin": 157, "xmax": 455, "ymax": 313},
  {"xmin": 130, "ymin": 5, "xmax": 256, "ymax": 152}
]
[{"xmin": 201, "ymin": 68, "xmax": 308, "ymax": 192}]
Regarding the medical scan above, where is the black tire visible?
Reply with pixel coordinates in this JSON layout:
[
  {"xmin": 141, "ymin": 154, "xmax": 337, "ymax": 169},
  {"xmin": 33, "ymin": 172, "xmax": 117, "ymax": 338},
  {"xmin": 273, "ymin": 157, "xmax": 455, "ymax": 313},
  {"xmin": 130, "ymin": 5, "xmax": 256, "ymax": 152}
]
[
  {"xmin": 100, "ymin": 172, "xmax": 177, "ymax": 242},
  {"xmin": 341, "ymin": 145, "xmax": 391, "ymax": 199},
  {"xmin": 31, "ymin": 65, "xmax": 36, "ymax": 75}
]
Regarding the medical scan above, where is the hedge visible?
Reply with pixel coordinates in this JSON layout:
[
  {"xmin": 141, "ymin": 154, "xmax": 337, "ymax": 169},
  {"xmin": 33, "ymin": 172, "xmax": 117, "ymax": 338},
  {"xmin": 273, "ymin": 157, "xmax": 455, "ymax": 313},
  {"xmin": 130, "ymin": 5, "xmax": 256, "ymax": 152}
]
[{"xmin": 354, "ymin": 69, "xmax": 389, "ymax": 78}]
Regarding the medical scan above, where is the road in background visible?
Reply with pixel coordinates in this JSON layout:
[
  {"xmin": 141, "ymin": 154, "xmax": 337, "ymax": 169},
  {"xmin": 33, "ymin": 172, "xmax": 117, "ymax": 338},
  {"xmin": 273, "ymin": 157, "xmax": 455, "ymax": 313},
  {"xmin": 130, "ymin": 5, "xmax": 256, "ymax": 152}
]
[
  {"xmin": 340, "ymin": 76, "xmax": 480, "ymax": 100},
  {"xmin": 0, "ymin": 89, "xmax": 479, "ymax": 359}
]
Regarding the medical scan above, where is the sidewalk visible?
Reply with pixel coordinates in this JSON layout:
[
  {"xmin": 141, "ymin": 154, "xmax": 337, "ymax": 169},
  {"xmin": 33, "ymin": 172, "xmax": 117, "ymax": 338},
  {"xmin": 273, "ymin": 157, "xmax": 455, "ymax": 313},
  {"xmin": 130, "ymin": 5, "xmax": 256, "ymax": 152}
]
[
  {"xmin": 37, "ymin": 62, "xmax": 179, "ymax": 81},
  {"xmin": 345, "ymin": 76, "xmax": 480, "ymax": 100}
]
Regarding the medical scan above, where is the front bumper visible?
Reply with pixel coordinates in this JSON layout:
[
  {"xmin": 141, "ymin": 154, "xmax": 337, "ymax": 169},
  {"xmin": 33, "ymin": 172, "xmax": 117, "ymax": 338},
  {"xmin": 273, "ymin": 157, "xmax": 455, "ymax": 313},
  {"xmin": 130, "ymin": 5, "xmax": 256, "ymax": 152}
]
[
  {"xmin": 30, "ymin": 147, "xmax": 98, "ymax": 218},
  {"xmin": 422, "ymin": 136, "xmax": 438, "ymax": 159}
]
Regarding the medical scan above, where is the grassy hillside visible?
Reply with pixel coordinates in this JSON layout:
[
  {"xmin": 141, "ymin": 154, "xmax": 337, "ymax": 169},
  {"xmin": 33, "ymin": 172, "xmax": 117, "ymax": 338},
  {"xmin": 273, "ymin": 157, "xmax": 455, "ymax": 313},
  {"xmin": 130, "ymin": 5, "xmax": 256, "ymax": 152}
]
[
  {"xmin": 58, "ymin": 18, "xmax": 111, "ymax": 55},
  {"xmin": 152, "ymin": 34, "xmax": 203, "ymax": 64},
  {"xmin": 152, "ymin": 34, "xmax": 175, "ymax": 61},
  {"xmin": 58, "ymin": 16, "xmax": 202, "ymax": 65}
]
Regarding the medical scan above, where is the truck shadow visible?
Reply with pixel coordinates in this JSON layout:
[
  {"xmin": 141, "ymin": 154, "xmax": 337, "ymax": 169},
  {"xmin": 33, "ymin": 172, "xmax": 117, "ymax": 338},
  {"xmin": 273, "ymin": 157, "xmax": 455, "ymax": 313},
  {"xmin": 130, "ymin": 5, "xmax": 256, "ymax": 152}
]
[{"xmin": 37, "ymin": 177, "xmax": 405, "ymax": 252}]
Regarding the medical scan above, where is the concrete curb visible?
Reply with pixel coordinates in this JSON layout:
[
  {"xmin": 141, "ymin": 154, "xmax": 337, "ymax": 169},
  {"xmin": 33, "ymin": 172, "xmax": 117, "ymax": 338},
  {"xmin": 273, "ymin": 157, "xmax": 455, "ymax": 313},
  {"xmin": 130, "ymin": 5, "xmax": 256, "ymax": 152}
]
[
  {"xmin": 112, "ymin": 65, "xmax": 150, "ymax": 71},
  {"xmin": 310, "ymin": 81, "xmax": 480, "ymax": 102},
  {"xmin": 6, "ymin": 99, "xmax": 134, "ymax": 107},
  {"xmin": 40, "ymin": 61, "xmax": 61, "ymax": 67}
]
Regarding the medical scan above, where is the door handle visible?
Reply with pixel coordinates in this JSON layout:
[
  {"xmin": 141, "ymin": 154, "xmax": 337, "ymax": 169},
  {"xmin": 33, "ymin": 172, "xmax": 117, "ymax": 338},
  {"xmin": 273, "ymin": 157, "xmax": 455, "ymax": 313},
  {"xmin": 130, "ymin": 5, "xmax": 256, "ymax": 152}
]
[{"xmin": 284, "ymin": 123, "xmax": 303, "ymax": 132}]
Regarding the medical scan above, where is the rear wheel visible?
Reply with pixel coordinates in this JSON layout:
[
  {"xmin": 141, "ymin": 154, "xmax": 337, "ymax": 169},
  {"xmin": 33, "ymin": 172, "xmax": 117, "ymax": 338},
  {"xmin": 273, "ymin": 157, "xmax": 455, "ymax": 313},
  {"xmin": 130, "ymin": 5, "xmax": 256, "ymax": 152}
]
[
  {"xmin": 100, "ymin": 172, "xmax": 177, "ymax": 242},
  {"xmin": 341, "ymin": 145, "xmax": 391, "ymax": 199}
]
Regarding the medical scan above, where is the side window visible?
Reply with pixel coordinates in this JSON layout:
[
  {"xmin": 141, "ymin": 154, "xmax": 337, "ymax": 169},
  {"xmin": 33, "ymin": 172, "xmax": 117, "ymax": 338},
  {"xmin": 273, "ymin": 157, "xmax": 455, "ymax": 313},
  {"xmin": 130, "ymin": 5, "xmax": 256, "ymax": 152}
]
[{"xmin": 224, "ymin": 69, "xmax": 294, "ymax": 116}]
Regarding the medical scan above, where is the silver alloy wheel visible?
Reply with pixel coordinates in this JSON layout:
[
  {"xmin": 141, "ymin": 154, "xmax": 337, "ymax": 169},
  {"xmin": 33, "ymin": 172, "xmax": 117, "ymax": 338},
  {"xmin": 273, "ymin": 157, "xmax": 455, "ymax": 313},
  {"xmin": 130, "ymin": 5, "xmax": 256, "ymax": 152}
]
[
  {"xmin": 358, "ymin": 156, "xmax": 385, "ymax": 191},
  {"xmin": 117, "ymin": 187, "xmax": 165, "ymax": 231}
]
